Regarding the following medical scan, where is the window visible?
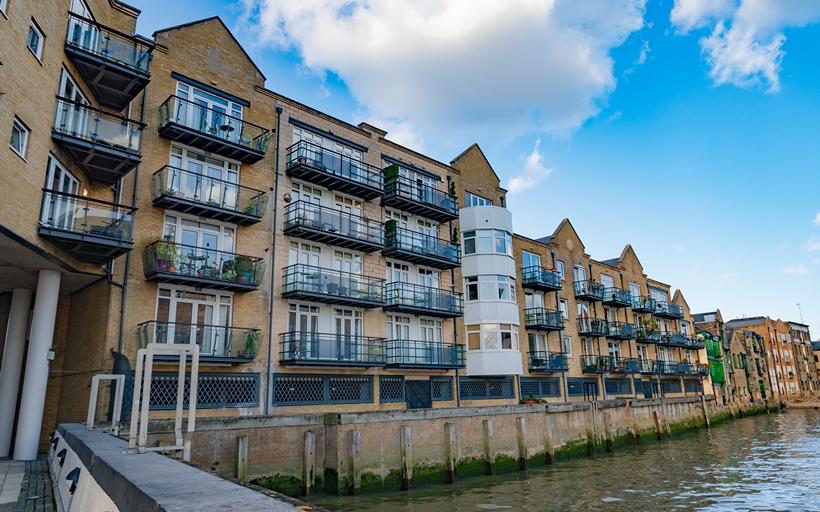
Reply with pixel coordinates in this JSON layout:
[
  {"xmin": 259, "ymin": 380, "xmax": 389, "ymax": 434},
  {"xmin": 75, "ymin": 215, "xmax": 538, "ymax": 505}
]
[
  {"xmin": 154, "ymin": 287, "xmax": 234, "ymax": 357},
  {"xmin": 608, "ymin": 341, "xmax": 621, "ymax": 358},
  {"xmin": 465, "ymin": 191, "xmax": 492, "ymax": 207},
  {"xmin": 168, "ymin": 146, "xmax": 240, "ymax": 207},
  {"xmin": 629, "ymin": 283, "xmax": 641, "ymax": 300},
  {"xmin": 0, "ymin": 0, "xmax": 8, "ymax": 16},
  {"xmin": 464, "ymin": 275, "xmax": 516, "ymax": 302},
  {"xmin": 462, "ymin": 229, "xmax": 512, "ymax": 256},
  {"xmin": 650, "ymin": 287, "xmax": 667, "ymax": 302},
  {"xmin": 529, "ymin": 333, "xmax": 547, "ymax": 352},
  {"xmin": 559, "ymin": 300, "xmax": 568, "ymax": 318},
  {"xmin": 522, "ymin": 251, "xmax": 541, "ymax": 269},
  {"xmin": 386, "ymin": 315, "xmax": 410, "ymax": 340},
  {"xmin": 177, "ymin": 83, "xmax": 243, "ymax": 143},
  {"xmin": 681, "ymin": 320, "xmax": 690, "ymax": 336},
  {"xmin": 465, "ymin": 324, "xmax": 518, "ymax": 350},
  {"xmin": 562, "ymin": 336, "xmax": 572, "ymax": 356},
  {"xmin": 293, "ymin": 127, "xmax": 362, "ymax": 162},
  {"xmin": 10, "ymin": 118, "xmax": 29, "ymax": 158},
  {"xmin": 556, "ymin": 261, "xmax": 564, "ymax": 279},
  {"xmin": 28, "ymin": 20, "xmax": 44, "ymax": 60},
  {"xmin": 164, "ymin": 215, "xmax": 235, "ymax": 255},
  {"xmin": 573, "ymin": 266, "xmax": 586, "ymax": 282}
]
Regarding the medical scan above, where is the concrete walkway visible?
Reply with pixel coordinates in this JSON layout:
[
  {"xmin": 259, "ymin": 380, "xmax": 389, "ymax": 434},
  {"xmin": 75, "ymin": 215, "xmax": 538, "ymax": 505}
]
[{"xmin": 0, "ymin": 459, "xmax": 54, "ymax": 512}]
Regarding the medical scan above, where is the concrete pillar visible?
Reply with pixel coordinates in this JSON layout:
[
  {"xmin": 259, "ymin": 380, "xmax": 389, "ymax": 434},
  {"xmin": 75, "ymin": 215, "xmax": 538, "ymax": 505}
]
[
  {"xmin": 444, "ymin": 422, "xmax": 457, "ymax": 483},
  {"xmin": 0, "ymin": 289, "xmax": 33, "ymax": 457},
  {"xmin": 482, "ymin": 419, "xmax": 494, "ymax": 475},
  {"xmin": 400, "ymin": 426, "xmax": 412, "ymax": 490},
  {"xmin": 348, "ymin": 430, "xmax": 361, "ymax": 495},
  {"xmin": 14, "ymin": 270, "xmax": 61, "ymax": 461},
  {"xmin": 516, "ymin": 417, "xmax": 528, "ymax": 470},
  {"xmin": 304, "ymin": 431, "xmax": 316, "ymax": 496},
  {"xmin": 543, "ymin": 413, "xmax": 555, "ymax": 464}
]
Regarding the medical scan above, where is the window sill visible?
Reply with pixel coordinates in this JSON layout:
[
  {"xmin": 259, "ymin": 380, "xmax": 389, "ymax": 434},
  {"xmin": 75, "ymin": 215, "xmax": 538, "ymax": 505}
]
[
  {"xmin": 27, "ymin": 46, "xmax": 43, "ymax": 66},
  {"xmin": 9, "ymin": 145, "xmax": 27, "ymax": 163}
]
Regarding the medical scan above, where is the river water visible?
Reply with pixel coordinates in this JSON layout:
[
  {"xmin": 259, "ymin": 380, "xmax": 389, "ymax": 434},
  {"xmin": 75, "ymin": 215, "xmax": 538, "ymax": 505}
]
[{"xmin": 312, "ymin": 410, "xmax": 820, "ymax": 511}]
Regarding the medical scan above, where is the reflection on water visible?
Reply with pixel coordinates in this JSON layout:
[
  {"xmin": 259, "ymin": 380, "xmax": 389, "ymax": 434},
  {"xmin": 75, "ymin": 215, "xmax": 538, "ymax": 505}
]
[{"xmin": 312, "ymin": 410, "xmax": 820, "ymax": 511}]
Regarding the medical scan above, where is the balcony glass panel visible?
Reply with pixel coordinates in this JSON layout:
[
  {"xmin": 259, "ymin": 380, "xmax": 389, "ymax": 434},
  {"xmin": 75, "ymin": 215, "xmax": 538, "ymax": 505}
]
[
  {"xmin": 282, "ymin": 264, "xmax": 385, "ymax": 305},
  {"xmin": 636, "ymin": 328, "xmax": 661, "ymax": 344},
  {"xmin": 581, "ymin": 355, "xmax": 613, "ymax": 373},
  {"xmin": 143, "ymin": 241, "xmax": 264, "ymax": 289},
  {"xmin": 603, "ymin": 287, "xmax": 632, "ymax": 306},
  {"xmin": 610, "ymin": 357, "xmax": 642, "ymax": 374},
  {"xmin": 655, "ymin": 301, "xmax": 684, "ymax": 318},
  {"xmin": 382, "ymin": 173, "xmax": 458, "ymax": 222},
  {"xmin": 528, "ymin": 351, "xmax": 569, "ymax": 372},
  {"xmin": 577, "ymin": 317, "xmax": 609, "ymax": 336},
  {"xmin": 383, "ymin": 224, "xmax": 460, "ymax": 268},
  {"xmin": 40, "ymin": 189, "xmax": 134, "ymax": 241},
  {"xmin": 54, "ymin": 97, "xmax": 143, "ymax": 152},
  {"xmin": 524, "ymin": 308, "xmax": 564, "ymax": 330},
  {"xmin": 284, "ymin": 200, "xmax": 383, "ymax": 250},
  {"xmin": 606, "ymin": 322, "xmax": 636, "ymax": 339},
  {"xmin": 574, "ymin": 280, "xmax": 605, "ymax": 301},
  {"xmin": 522, "ymin": 266, "xmax": 561, "ymax": 291},
  {"xmin": 137, "ymin": 321, "xmax": 260, "ymax": 361},
  {"xmin": 152, "ymin": 166, "xmax": 266, "ymax": 222},
  {"xmin": 286, "ymin": 140, "xmax": 383, "ymax": 197},
  {"xmin": 384, "ymin": 282, "xmax": 463, "ymax": 316},
  {"xmin": 385, "ymin": 340, "xmax": 465, "ymax": 368},
  {"xmin": 66, "ymin": 13, "xmax": 152, "ymax": 73},
  {"xmin": 279, "ymin": 332, "xmax": 385, "ymax": 366},
  {"xmin": 631, "ymin": 295, "xmax": 657, "ymax": 312}
]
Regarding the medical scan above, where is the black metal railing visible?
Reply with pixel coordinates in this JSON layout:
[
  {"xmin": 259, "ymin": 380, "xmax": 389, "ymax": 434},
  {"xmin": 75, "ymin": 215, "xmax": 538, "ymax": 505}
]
[
  {"xmin": 524, "ymin": 308, "xmax": 564, "ymax": 330},
  {"xmin": 655, "ymin": 301, "xmax": 684, "ymax": 318},
  {"xmin": 577, "ymin": 317, "xmax": 609, "ymax": 336},
  {"xmin": 638, "ymin": 359, "xmax": 656, "ymax": 374},
  {"xmin": 65, "ymin": 13, "xmax": 153, "ymax": 73},
  {"xmin": 631, "ymin": 295, "xmax": 657, "ymax": 312},
  {"xmin": 158, "ymin": 95, "xmax": 270, "ymax": 153},
  {"xmin": 284, "ymin": 200, "xmax": 383, "ymax": 246},
  {"xmin": 528, "ymin": 351, "xmax": 569, "ymax": 372},
  {"xmin": 152, "ymin": 165, "xmax": 266, "ymax": 218},
  {"xmin": 385, "ymin": 340, "xmax": 465, "ymax": 368},
  {"xmin": 384, "ymin": 224, "xmax": 460, "ymax": 267},
  {"xmin": 143, "ymin": 241, "xmax": 264, "ymax": 286},
  {"xmin": 636, "ymin": 328, "xmax": 662, "ymax": 344},
  {"xmin": 607, "ymin": 321, "xmax": 636, "ymax": 339},
  {"xmin": 574, "ymin": 280, "xmax": 606, "ymax": 301},
  {"xmin": 581, "ymin": 355, "xmax": 613, "ymax": 373},
  {"xmin": 384, "ymin": 282, "xmax": 463, "ymax": 316},
  {"xmin": 661, "ymin": 332, "xmax": 703, "ymax": 349},
  {"xmin": 286, "ymin": 140, "xmax": 382, "ymax": 191},
  {"xmin": 655, "ymin": 360, "xmax": 693, "ymax": 376},
  {"xmin": 137, "ymin": 321, "xmax": 260, "ymax": 360},
  {"xmin": 604, "ymin": 287, "xmax": 632, "ymax": 306},
  {"xmin": 39, "ymin": 189, "xmax": 135, "ymax": 241},
  {"xmin": 279, "ymin": 332, "xmax": 385, "ymax": 366},
  {"xmin": 383, "ymin": 174, "xmax": 458, "ymax": 219},
  {"xmin": 610, "ymin": 357, "xmax": 642, "ymax": 374},
  {"xmin": 692, "ymin": 363, "xmax": 710, "ymax": 377},
  {"xmin": 522, "ymin": 266, "xmax": 562, "ymax": 291},
  {"xmin": 282, "ymin": 264, "xmax": 385, "ymax": 304},
  {"xmin": 53, "ymin": 96, "xmax": 144, "ymax": 152}
]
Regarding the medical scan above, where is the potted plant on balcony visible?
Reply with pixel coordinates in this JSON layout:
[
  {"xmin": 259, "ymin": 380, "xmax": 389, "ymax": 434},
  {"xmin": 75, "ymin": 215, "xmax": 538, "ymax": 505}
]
[
  {"xmin": 151, "ymin": 237, "xmax": 179, "ymax": 273},
  {"xmin": 520, "ymin": 394, "xmax": 540, "ymax": 405},
  {"xmin": 237, "ymin": 330, "xmax": 258, "ymax": 358},
  {"xmin": 243, "ymin": 202, "xmax": 258, "ymax": 215},
  {"xmin": 235, "ymin": 256, "xmax": 253, "ymax": 283}
]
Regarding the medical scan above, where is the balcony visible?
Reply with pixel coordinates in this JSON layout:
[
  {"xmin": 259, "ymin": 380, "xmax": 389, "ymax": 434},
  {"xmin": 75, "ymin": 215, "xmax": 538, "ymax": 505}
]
[
  {"xmin": 521, "ymin": 266, "xmax": 561, "ymax": 292},
  {"xmin": 610, "ymin": 357, "xmax": 642, "ymax": 374},
  {"xmin": 284, "ymin": 201, "xmax": 383, "ymax": 253},
  {"xmin": 692, "ymin": 363, "xmax": 710, "ymax": 377},
  {"xmin": 137, "ymin": 321, "xmax": 259, "ymax": 364},
  {"xmin": 279, "ymin": 332, "xmax": 385, "ymax": 367},
  {"xmin": 655, "ymin": 360, "xmax": 694, "ymax": 376},
  {"xmin": 638, "ymin": 359, "xmax": 656, "ymax": 374},
  {"xmin": 158, "ymin": 96, "xmax": 270, "ymax": 164},
  {"xmin": 606, "ymin": 322, "xmax": 636, "ymax": 340},
  {"xmin": 660, "ymin": 333, "xmax": 704, "ymax": 350},
  {"xmin": 603, "ymin": 287, "xmax": 632, "ymax": 308},
  {"xmin": 52, "ymin": 97, "xmax": 144, "ymax": 184},
  {"xmin": 524, "ymin": 308, "xmax": 564, "ymax": 331},
  {"xmin": 382, "ymin": 223, "xmax": 460, "ymax": 269},
  {"xmin": 577, "ymin": 318, "xmax": 609, "ymax": 337},
  {"xmin": 574, "ymin": 280, "xmax": 605, "ymax": 302},
  {"xmin": 64, "ymin": 13, "xmax": 153, "ymax": 111},
  {"xmin": 143, "ymin": 242, "xmax": 263, "ymax": 292},
  {"xmin": 38, "ymin": 190, "xmax": 135, "ymax": 264},
  {"xmin": 528, "ymin": 351, "xmax": 569, "ymax": 373},
  {"xmin": 151, "ymin": 166, "xmax": 266, "ymax": 225},
  {"xmin": 282, "ymin": 264, "xmax": 384, "ymax": 308},
  {"xmin": 636, "ymin": 328, "xmax": 661, "ymax": 344},
  {"xmin": 631, "ymin": 295, "xmax": 656, "ymax": 313},
  {"xmin": 286, "ymin": 141, "xmax": 383, "ymax": 200},
  {"xmin": 654, "ymin": 301, "xmax": 684, "ymax": 319},
  {"xmin": 384, "ymin": 282, "xmax": 463, "ymax": 318},
  {"xmin": 381, "ymin": 171, "xmax": 458, "ymax": 223},
  {"xmin": 581, "ymin": 355, "xmax": 612, "ymax": 373},
  {"xmin": 385, "ymin": 340, "xmax": 465, "ymax": 369}
]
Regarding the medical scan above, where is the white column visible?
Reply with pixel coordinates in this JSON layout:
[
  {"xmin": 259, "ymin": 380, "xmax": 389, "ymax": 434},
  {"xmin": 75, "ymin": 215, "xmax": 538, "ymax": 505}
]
[
  {"xmin": 0, "ymin": 289, "xmax": 33, "ymax": 457},
  {"xmin": 13, "ymin": 270, "xmax": 61, "ymax": 461}
]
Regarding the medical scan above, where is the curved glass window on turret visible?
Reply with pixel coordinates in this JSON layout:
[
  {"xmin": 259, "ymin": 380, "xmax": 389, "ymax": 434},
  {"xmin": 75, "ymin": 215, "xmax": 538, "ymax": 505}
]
[
  {"xmin": 462, "ymin": 230, "xmax": 513, "ymax": 256},
  {"xmin": 464, "ymin": 275, "xmax": 516, "ymax": 302}
]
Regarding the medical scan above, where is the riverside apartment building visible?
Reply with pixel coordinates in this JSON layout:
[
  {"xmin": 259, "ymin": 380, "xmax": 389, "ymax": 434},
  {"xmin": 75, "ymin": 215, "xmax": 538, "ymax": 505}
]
[{"xmin": 0, "ymin": 1, "xmax": 714, "ymax": 460}]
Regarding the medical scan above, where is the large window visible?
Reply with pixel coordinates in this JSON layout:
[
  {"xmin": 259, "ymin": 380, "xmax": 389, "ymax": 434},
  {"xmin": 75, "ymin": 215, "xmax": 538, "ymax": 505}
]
[
  {"xmin": 168, "ymin": 146, "xmax": 240, "ymax": 208},
  {"xmin": 465, "ymin": 191, "xmax": 492, "ymax": 207},
  {"xmin": 466, "ymin": 324, "xmax": 518, "ymax": 350},
  {"xmin": 650, "ymin": 287, "xmax": 667, "ymax": 302},
  {"xmin": 464, "ymin": 275, "xmax": 516, "ymax": 302},
  {"xmin": 177, "ymin": 82, "xmax": 243, "ymax": 141},
  {"xmin": 522, "ymin": 251, "xmax": 541, "ymax": 268},
  {"xmin": 28, "ymin": 20, "xmax": 44, "ymax": 61},
  {"xmin": 293, "ymin": 127, "xmax": 362, "ymax": 162},
  {"xmin": 155, "ymin": 287, "xmax": 233, "ymax": 357},
  {"xmin": 556, "ymin": 261, "xmax": 564, "ymax": 279},
  {"xmin": 10, "ymin": 118, "xmax": 29, "ymax": 159},
  {"xmin": 463, "ymin": 229, "xmax": 512, "ymax": 256}
]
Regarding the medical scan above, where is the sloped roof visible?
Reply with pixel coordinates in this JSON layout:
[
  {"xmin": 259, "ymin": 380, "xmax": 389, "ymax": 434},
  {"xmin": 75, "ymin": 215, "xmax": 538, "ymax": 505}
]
[{"xmin": 450, "ymin": 143, "xmax": 505, "ymax": 191}]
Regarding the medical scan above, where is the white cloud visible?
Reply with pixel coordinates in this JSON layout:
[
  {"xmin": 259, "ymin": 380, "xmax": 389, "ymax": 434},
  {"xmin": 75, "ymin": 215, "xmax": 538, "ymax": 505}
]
[
  {"xmin": 675, "ymin": 244, "xmax": 687, "ymax": 253},
  {"xmin": 607, "ymin": 111, "xmax": 622, "ymax": 122},
  {"xmin": 807, "ymin": 238, "xmax": 820, "ymax": 252},
  {"xmin": 778, "ymin": 242, "xmax": 789, "ymax": 250},
  {"xmin": 243, "ymin": 0, "xmax": 648, "ymax": 146},
  {"xmin": 636, "ymin": 40, "xmax": 651, "ymax": 65},
  {"xmin": 507, "ymin": 139, "xmax": 553, "ymax": 194},
  {"xmin": 720, "ymin": 272, "xmax": 736, "ymax": 281},
  {"xmin": 813, "ymin": 212, "xmax": 820, "ymax": 226},
  {"xmin": 714, "ymin": 261, "xmax": 725, "ymax": 267},
  {"xmin": 671, "ymin": 0, "xmax": 820, "ymax": 92},
  {"xmin": 782, "ymin": 264, "xmax": 808, "ymax": 275}
]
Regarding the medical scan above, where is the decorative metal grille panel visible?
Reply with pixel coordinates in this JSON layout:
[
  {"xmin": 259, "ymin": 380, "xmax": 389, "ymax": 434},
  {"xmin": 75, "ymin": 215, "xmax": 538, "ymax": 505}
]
[
  {"xmin": 431, "ymin": 376, "xmax": 453, "ymax": 401},
  {"xmin": 661, "ymin": 378, "xmax": 682, "ymax": 394},
  {"xmin": 379, "ymin": 376, "xmax": 405, "ymax": 402},
  {"xmin": 566, "ymin": 378, "xmax": 600, "ymax": 397},
  {"xmin": 458, "ymin": 377, "xmax": 515, "ymax": 400},
  {"xmin": 604, "ymin": 378, "xmax": 633, "ymax": 396},
  {"xmin": 271, "ymin": 374, "xmax": 373, "ymax": 405},
  {"xmin": 520, "ymin": 377, "xmax": 561, "ymax": 398},
  {"xmin": 136, "ymin": 372, "xmax": 259, "ymax": 410},
  {"xmin": 683, "ymin": 379, "xmax": 703, "ymax": 393}
]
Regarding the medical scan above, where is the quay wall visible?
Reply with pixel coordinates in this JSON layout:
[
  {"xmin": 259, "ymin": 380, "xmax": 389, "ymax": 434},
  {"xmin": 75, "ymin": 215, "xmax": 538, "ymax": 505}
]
[{"xmin": 139, "ymin": 396, "xmax": 778, "ymax": 497}]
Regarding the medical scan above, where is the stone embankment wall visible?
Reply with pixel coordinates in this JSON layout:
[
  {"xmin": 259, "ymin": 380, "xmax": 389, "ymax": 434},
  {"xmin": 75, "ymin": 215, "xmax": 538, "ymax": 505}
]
[{"xmin": 140, "ymin": 395, "xmax": 779, "ymax": 497}]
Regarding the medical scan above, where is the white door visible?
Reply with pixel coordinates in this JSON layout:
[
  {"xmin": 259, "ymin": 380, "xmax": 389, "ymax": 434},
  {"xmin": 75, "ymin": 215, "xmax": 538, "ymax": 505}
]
[
  {"xmin": 574, "ymin": 266, "xmax": 586, "ymax": 282},
  {"xmin": 287, "ymin": 304, "xmax": 319, "ymax": 359},
  {"xmin": 601, "ymin": 274, "xmax": 614, "ymax": 289},
  {"xmin": 525, "ymin": 293, "xmax": 544, "ymax": 309},
  {"xmin": 334, "ymin": 309, "xmax": 362, "ymax": 360},
  {"xmin": 42, "ymin": 157, "xmax": 80, "ymax": 230}
]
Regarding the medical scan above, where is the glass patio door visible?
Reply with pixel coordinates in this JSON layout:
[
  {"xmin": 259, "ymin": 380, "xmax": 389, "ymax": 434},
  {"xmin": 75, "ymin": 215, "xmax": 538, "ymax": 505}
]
[
  {"xmin": 288, "ymin": 304, "xmax": 319, "ymax": 359},
  {"xmin": 335, "ymin": 309, "xmax": 362, "ymax": 361},
  {"xmin": 57, "ymin": 70, "xmax": 89, "ymax": 136},
  {"xmin": 41, "ymin": 157, "xmax": 80, "ymax": 230}
]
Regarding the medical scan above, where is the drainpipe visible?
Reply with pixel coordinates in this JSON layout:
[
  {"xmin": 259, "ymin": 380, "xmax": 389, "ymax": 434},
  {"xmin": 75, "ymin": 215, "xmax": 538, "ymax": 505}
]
[
  {"xmin": 264, "ymin": 104, "xmax": 284, "ymax": 416},
  {"xmin": 447, "ymin": 174, "xmax": 461, "ymax": 407},
  {"xmin": 551, "ymin": 250, "xmax": 568, "ymax": 403}
]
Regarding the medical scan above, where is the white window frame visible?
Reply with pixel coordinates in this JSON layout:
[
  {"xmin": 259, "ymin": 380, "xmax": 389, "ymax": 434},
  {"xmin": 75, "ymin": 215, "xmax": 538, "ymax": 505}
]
[
  {"xmin": 464, "ymin": 274, "xmax": 516, "ymax": 302},
  {"xmin": 465, "ymin": 191, "xmax": 492, "ymax": 207},
  {"xmin": 462, "ymin": 229, "xmax": 512, "ymax": 256},
  {"xmin": 556, "ymin": 260, "xmax": 564, "ymax": 279},
  {"xmin": 465, "ymin": 323, "xmax": 518, "ymax": 351},
  {"xmin": 10, "ymin": 118, "xmax": 29, "ymax": 159},
  {"xmin": 521, "ymin": 251, "xmax": 541, "ymax": 269},
  {"xmin": 559, "ymin": 300, "xmax": 568, "ymax": 318},
  {"xmin": 562, "ymin": 336, "xmax": 572, "ymax": 356},
  {"xmin": 0, "ymin": 0, "xmax": 8, "ymax": 17},
  {"xmin": 27, "ymin": 19, "xmax": 44, "ymax": 61}
]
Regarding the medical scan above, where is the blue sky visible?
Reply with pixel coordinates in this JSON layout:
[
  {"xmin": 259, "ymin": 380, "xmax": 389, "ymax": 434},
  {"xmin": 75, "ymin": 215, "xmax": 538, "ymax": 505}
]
[{"xmin": 132, "ymin": 0, "xmax": 820, "ymax": 335}]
